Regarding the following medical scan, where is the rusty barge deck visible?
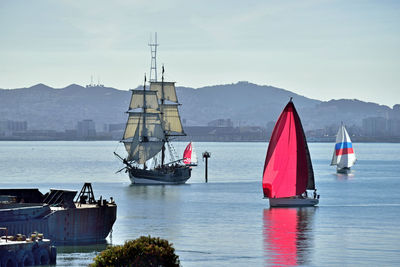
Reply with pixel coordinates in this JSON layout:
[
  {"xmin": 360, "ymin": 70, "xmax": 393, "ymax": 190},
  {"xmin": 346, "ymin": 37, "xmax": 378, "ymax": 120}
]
[{"xmin": 0, "ymin": 183, "xmax": 117, "ymax": 244}]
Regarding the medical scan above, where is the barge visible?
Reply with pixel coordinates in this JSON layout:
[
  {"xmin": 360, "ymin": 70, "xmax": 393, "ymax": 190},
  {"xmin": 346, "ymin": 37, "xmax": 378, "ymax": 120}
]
[{"xmin": 0, "ymin": 183, "xmax": 116, "ymax": 244}]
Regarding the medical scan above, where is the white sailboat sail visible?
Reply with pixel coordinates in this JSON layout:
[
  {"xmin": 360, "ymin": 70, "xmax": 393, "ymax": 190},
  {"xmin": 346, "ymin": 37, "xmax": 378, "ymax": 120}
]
[
  {"xmin": 331, "ymin": 123, "xmax": 356, "ymax": 169},
  {"xmin": 191, "ymin": 143, "xmax": 198, "ymax": 165}
]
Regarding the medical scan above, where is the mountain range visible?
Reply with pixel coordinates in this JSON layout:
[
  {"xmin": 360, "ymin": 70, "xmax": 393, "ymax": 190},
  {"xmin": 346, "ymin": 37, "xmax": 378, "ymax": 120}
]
[{"xmin": 0, "ymin": 82, "xmax": 396, "ymax": 131}]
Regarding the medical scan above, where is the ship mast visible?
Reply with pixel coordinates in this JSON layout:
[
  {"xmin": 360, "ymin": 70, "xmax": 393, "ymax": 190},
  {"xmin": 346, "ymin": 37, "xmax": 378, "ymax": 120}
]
[
  {"xmin": 142, "ymin": 75, "xmax": 148, "ymax": 169},
  {"xmin": 161, "ymin": 65, "xmax": 166, "ymax": 166}
]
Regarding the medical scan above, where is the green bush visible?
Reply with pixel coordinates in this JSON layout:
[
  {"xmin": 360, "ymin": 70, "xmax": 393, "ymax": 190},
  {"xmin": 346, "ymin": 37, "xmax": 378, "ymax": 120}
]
[{"xmin": 91, "ymin": 236, "xmax": 180, "ymax": 267}]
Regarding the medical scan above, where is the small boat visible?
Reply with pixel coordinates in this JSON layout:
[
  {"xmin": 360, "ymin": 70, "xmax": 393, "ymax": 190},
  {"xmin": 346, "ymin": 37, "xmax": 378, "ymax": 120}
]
[
  {"xmin": 183, "ymin": 142, "xmax": 198, "ymax": 166},
  {"xmin": 262, "ymin": 99, "xmax": 319, "ymax": 207},
  {"xmin": 331, "ymin": 122, "xmax": 356, "ymax": 173}
]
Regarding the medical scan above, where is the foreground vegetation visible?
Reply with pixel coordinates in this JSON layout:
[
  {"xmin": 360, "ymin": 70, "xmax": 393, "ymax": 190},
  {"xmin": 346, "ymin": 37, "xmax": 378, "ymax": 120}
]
[{"xmin": 91, "ymin": 236, "xmax": 180, "ymax": 267}]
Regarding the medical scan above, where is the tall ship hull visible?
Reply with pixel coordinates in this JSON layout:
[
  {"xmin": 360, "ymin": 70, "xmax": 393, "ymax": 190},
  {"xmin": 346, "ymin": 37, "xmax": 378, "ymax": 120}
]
[{"xmin": 129, "ymin": 166, "xmax": 191, "ymax": 185}]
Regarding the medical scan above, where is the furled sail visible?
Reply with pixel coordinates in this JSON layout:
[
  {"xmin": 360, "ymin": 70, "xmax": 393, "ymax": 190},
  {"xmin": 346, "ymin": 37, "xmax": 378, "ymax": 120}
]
[
  {"xmin": 150, "ymin": 82, "xmax": 178, "ymax": 103},
  {"xmin": 129, "ymin": 90, "xmax": 159, "ymax": 111},
  {"xmin": 161, "ymin": 104, "xmax": 184, "ymax": 134},
  {"xmin": 262, "ymin": 101, "xmax": 315, "ymax": 198},
  {"xmin": 331, "ymin": 123, "xmax": 356, "ymax": 169}
]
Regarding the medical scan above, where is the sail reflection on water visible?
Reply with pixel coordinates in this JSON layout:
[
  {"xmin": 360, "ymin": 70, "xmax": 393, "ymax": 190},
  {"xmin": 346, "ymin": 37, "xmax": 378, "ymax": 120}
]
[{"xmin": 263, "ymin": 208, "xmax": 316, "ymax": 266}]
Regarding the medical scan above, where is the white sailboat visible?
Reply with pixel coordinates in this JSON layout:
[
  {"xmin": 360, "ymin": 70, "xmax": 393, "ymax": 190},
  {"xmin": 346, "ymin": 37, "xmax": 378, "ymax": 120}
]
[{"xmin": 331, "ymin": 122, "xmax": 356, "ymax": 173}]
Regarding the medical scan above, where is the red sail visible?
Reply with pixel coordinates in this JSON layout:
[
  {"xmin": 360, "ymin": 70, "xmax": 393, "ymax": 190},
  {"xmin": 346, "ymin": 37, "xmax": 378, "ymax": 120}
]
[
  {"xmin": 262, "ymin": 101, "xmax": 309, "ymax": 198},
  {"xmin": 183, "ymin": 142, "xmax": 192, "ymax": 164}
]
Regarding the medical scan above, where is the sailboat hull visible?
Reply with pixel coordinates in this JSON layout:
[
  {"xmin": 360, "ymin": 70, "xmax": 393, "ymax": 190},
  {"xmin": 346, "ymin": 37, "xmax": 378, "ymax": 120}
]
[
  {"xmin": 337, "ymin": 167, "xmax": 351, "ymax": 174},
  {"xmin": 269, "ymin": 197, "xmax": 319, "ymax": 207},
  {"xmin": 129, "ymin": 166, "xmax": 191, "ymax": 185}
]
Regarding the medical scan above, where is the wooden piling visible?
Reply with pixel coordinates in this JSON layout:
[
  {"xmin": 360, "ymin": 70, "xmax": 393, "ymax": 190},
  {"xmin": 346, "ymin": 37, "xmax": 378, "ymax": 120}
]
[{"xmin": 202, "ymin": 151, "xmax": 211, "ymax": 183}]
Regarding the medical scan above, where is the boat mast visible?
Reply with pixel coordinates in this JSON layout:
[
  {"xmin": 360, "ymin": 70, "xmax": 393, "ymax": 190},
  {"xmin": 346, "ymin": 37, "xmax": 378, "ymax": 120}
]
[
  {"xmin": 161, "ymin": 65, "xmax": 166, "ymax": 166},
  {"xmin": 149, "ymin": 33, "xmax": 165, "ymax": 166},
  {"xmin": 142, "ymin": 75, "xmax": 148, "ymax": 169}
]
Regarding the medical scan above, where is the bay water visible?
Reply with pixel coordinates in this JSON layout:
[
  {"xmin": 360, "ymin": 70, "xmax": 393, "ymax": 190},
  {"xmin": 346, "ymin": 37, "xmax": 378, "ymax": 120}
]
[{"xmin": 0, "ymin": 141, "xmax": 399, "ymax": 266}]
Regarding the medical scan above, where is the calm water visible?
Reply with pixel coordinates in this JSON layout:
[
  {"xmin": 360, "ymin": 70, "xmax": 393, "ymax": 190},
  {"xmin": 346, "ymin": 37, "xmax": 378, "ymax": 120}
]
[{"xmin": 1, "ymin": 141, "xmax": 400, "ymax": 266}]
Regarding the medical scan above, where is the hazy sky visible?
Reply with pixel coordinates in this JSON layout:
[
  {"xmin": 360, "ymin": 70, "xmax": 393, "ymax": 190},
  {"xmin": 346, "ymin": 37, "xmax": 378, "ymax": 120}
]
[{"xmin": 0, "ymin": 0, "xmax": 399, "ymax": 106}]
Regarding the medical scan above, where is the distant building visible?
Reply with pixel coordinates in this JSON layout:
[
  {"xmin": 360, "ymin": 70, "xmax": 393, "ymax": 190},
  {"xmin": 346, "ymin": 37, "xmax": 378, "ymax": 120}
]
[
  {"xmin": 0, "ymin": 120, "xmax": 28, "ymax": 136},
  {"xmin": 387, "ymin": 119, "xmax": 400, "ymax": 137},
  {"xmin": 77, "ymin": 120, "xmax": 96, "ymax": 139},
  {"xmin": 207, "ymin": 119, "xmax": 233, "ymax": 128},
  {"xmin": 107, "ymin": 123, "xmax": 125, "ymax": 132},
  {"xmin": 362, "ymin": 117, "xmax": 387, "ymax": 137},
  {"xmin": 64, "ymin": 129, "xmax": 78, "ymax": 139}
]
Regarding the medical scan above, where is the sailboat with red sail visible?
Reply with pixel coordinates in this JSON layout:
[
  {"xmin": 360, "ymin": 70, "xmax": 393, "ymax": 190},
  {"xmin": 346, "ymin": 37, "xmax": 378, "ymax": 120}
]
[
  {"xmin": 262, "ymin": 99, "xmax": 319, "ymax": 207},
  {"xmin": 183, "ymin": 142, "xmax": 198, "ymax": 166}
]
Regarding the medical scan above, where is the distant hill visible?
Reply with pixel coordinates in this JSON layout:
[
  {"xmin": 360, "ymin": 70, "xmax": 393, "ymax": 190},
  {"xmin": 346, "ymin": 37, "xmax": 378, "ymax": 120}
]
[
  {"xmin": 0, "ymin": 82, "xmax": 397, "ymax": 131},
  {"xmin": 301, "ymin": 99, "xmax": 391, "ymax": 129},
  {"xmin": 0, "ymin": 84, "xmax": 130, "ymax": 131},
  {"xmin": 177, "ymin": 81, "xmax": 321, "ymax": 127}
]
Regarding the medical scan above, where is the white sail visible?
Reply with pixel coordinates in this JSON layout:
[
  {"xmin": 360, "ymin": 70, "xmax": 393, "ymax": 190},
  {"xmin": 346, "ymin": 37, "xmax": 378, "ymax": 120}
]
[
  {"xmin": 331, "ymin": 124, "xmax": 356, "ymax": 169},
  {"xmin": 129, "ymin": 90, "xmax": 159, "ymax": 111},
  {"xmin": 123, "ymin": 119, "xmax": 164, "ymax": 163},
  {"xmin": 150, "ymin": 82, "xmax": 178, "ymax": 103},
  {"xmin": 191, "ymin": 143, "xmax": 198, "ymax": 164},
  {"xmin": 129, "ymin": 141, "xmax": 164, "ymax": 164},
  {"xmin": 122, "ymin": 112, "xmax": 165, "ymax": 163},
  {"xmin": 122, "ymin": 113, "xmax": 165, "ymax": 141},
  {"xmin": 121, "ymin": 65, "xmax": 185, "ymax": 166},
  {"xmin": 161, "ymin": 104, "xmax": 184, "ymax": 134}
]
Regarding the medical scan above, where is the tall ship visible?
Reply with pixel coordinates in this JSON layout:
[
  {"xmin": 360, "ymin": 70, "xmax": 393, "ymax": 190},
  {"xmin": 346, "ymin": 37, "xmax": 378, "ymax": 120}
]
[{"xmin": 115, "ymin": 40, "xmax": 192, "ymax": 185}]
